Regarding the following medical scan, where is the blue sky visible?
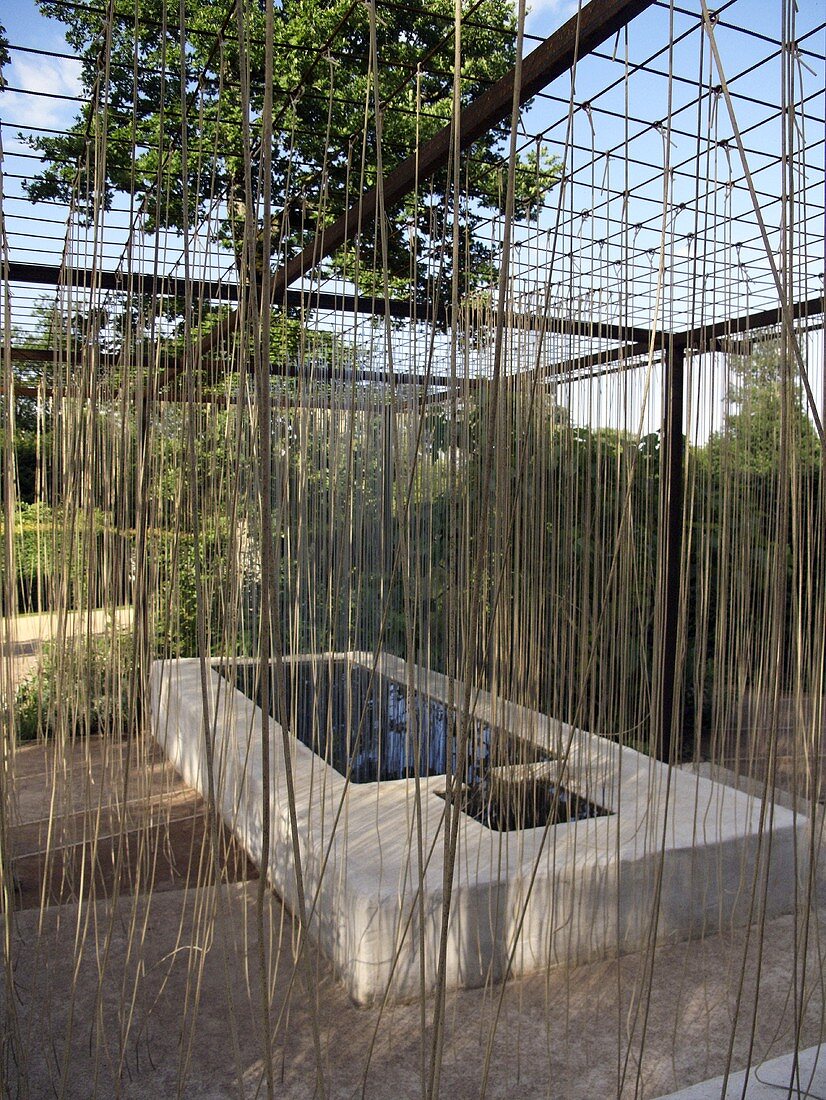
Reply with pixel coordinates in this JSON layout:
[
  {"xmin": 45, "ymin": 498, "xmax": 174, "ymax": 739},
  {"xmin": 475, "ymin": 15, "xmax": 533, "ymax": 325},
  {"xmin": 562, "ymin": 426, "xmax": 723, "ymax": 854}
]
[
  {"xmin": 0, "ymin": 0, "xmax": 577, "ymax": 143},
  {"xmin": 0, "ymin": 0, "xmax": 580, "ymax": 281},
  {"xmin": 2, "ymin": 0, "xmax": 85, "ymax": 277},
  {"xmin": 3, "ymin": 0, "xmax": 83, "ymax": 129}
]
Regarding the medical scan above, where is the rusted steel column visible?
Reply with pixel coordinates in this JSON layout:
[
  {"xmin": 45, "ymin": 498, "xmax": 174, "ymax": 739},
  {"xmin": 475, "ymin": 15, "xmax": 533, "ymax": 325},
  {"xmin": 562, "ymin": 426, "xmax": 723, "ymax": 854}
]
[{"xmin": 660, "ymin": 338, "xmax": 686, "ymax": 764}]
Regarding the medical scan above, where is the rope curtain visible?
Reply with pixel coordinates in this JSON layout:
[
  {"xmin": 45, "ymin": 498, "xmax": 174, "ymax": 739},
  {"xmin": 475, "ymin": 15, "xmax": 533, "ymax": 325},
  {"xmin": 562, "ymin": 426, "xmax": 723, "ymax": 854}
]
[{"xmin": 0, "ymin": 0, "xmax": 824, "ymax": 1096}]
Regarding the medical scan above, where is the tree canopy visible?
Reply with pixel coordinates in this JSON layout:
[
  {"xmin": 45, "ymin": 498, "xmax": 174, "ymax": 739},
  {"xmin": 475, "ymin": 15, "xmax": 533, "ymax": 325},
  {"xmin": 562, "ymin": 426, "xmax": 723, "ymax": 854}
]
[
  {"xmin": 705, "ymin": 340, "xmax": 821, "ymax": 477},
  {"xmin": 0, "ymin": 23, "xmax": 9, "ymax": 84},
  {"xmin": 27, "ymin": 0, "xmax": 559, "ymax": 302}
]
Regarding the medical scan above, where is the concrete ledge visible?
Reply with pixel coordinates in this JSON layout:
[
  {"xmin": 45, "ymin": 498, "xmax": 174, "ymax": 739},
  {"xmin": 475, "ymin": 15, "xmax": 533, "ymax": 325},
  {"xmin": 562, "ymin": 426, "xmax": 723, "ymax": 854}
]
[
  {"xmin": 683, "ymin": 759, "xmax": 816, "ymax": 816},
  {"xmin": 1, "ymin": 606, "xmax": 133, "ymax": 646},
  {"xmin": 150, "ymin": 653, "xmax": 807, "ymax": 1004},
  {"xmin": 655, "ymin": 1044, "xmax": 826, "ymax": 1098}
]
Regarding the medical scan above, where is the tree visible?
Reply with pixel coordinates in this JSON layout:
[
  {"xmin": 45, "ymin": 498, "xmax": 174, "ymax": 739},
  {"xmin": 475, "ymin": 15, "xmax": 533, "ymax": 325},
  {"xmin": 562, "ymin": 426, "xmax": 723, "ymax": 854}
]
[
  {"xmin": 705, "ymin": 339, "xmax": 821, "ymax": 477},
  {"xmin": 692, "ymin": 338, "xmax": 823, "ymax": 751},
  {"xmin": 0, "ymin": 23, "xmax": 9, "ymax": 86},
  {"xmin": 26, "ymin": 0, "xmax": 559, "ymax": 305}
]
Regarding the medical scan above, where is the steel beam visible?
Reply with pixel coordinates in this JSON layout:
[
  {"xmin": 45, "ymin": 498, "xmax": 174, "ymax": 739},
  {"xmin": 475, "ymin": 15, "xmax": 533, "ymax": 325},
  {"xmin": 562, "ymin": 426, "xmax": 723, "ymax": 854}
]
[
  {"xmin": 11, "ymin": 283, "xmax": 823, "ymax": 389},
  {"xmin": 271, "ymin": 0, "xmax": 658, "ymax": 302},
  {"xmin": 8, "ymin": 258, "xmax": 657, "ymax": 349},
  {"xmin": 680, "ymin": 293, "xmax": 825, "ymax": 350},
  {"xmin": 5, "ymin": 260, "xmax": 444, "ymax": 325},
  {"xmin": 659, "ymin": 338, "xmax": 686, "ymax": 764},
  {"xmin": 192, "ymin": 0, "xmax": 658, "ymax": 367}
]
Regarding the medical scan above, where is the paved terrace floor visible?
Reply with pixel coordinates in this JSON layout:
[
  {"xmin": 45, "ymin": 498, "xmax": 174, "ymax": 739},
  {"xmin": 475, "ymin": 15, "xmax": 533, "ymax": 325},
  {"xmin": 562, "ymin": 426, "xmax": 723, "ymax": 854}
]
[{"xmin": 3, "ymin": 734, "xmax": 825, "ymax": 1099}]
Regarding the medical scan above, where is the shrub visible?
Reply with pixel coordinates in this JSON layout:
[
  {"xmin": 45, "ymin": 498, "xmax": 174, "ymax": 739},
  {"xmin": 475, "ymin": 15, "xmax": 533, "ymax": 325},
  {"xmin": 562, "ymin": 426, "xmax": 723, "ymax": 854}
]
[{"xmin": 13, "ymin": 630, "xmax": 134, "ymax": 742}]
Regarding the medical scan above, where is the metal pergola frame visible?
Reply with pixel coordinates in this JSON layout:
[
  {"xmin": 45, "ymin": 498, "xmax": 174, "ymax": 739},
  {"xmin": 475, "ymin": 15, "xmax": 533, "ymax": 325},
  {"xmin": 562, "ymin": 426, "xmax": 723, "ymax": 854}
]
[{"xmin": 3, "ymin": 0, "xmax": 825, "ymax": 764}]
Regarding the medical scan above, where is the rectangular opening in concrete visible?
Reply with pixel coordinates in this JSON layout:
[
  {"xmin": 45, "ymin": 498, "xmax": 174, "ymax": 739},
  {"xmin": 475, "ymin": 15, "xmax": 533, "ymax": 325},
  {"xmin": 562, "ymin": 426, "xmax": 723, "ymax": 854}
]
[
  {"xmin": 226, "ymin": 657, "xmax": 551, "ymax": 790},
  {"xmin": 435, "ymin": 765, "xmax": 611, "ymax": 832},
  {"xmin": 153, "ymin": 652, "xmax": 802, "ymax": 1004}
]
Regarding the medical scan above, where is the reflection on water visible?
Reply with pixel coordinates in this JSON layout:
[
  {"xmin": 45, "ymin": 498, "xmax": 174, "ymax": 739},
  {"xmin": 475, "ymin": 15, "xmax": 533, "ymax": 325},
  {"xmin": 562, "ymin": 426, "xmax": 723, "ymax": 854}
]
[
  {"xmin": 228, "ymin": 659, "xmax": 609, "ymax": 831},
  {"xmin": 231, "ymin": 659, "xmax": 540, "ymax": 782}
]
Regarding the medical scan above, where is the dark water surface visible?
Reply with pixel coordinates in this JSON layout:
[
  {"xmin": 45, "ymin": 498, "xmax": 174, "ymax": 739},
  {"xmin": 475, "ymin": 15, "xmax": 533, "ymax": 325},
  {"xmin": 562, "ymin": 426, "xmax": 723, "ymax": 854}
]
[{"xmin": 228, "ymin": 659, "xmax": 609, "ymax": 831}]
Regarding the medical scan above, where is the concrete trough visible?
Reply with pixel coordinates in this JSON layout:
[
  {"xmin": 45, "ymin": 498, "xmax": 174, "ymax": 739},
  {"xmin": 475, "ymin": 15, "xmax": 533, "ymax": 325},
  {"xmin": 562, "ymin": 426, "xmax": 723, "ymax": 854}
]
[{"xmin": 150, "ymin": 652, "xmax": 804, "ymax": 1004}]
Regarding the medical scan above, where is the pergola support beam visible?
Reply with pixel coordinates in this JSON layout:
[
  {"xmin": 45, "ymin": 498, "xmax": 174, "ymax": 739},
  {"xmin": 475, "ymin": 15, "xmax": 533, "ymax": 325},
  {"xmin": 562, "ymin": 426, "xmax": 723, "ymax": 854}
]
[
  {"xmin": 271, "ymin": 0, "xmax": 658, "ymax": 301},
  {"xmin": 659, "ymin": 339, "xmax": 687, "ymax": 765},
  {"xmin": 5, "ymin": 261, "xmax": 445, "ymax": 325}
]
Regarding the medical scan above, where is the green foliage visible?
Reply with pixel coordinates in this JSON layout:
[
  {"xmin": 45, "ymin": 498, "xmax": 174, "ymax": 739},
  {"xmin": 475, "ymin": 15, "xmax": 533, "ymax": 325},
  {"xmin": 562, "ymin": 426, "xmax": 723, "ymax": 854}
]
[
  {"xmin": 513, "ymin": 146, "xmax": 561, "ymax": 221},
  {"xmin": 2, "ymin": 503, "xmax": 56, "ymax": 613},
  {"xmin": 9, "ymin": 323, "xmax": 813, "ymax": 767},
  {"xmin": 1, "ymin": 503, "xmax": 135, "ymax": 617},
  {"xmin": 0, "ymin": 22, "xmax": 9, "ymax": 87},
  {"xmin": 5, "ymin": 502, "xmax": 52, "ymax": 581},
  {"xmin": 704, "ymin": 341, "xmax": 821, "ymax": 477},
  {"xmin": 28, "ymin": 0, "xmax": 559, "ymax": 299},
  {"xmin": 152, "ymin": 532, "xmax": 197, "ymax": 659},
  {"xmin": 14, "ymin": 632, "xmax": 134, "ymax": 742},
  {"xmin": 0, "ymin": 429, "xmax": 40, "ymax": 505},
  {"xmin": 152, "ymin": 529, "xmax": 236, "ymax": 658},
  {"xmin": 685, "ymin": 341, "xmax": 824, "ymax": 755},
  {"xmin": 0, "ymin": 322, "xmax": 53, "ymax": 505}
]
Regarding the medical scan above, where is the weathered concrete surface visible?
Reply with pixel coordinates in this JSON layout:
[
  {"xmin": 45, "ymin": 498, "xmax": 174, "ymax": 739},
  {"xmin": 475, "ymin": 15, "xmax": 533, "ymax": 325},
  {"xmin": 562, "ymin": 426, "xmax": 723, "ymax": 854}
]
[
  {"xmin": 714, "ymin": 690, "xmax": 826, "ymax": 806},
  {"xmin": 151, "ymin": 654, "xmax": 808, "ymax": 1004},
  {"xmin": 5, "ymin": 728, "xmax": 824, "ymax": 1099},
  {"xmin": 8, "ymin": 737, "xmax": 256, "ymax": 910},
  {"xmin": 655, "ymin": 1044, "xmax": 826, "ymax": 1099}
]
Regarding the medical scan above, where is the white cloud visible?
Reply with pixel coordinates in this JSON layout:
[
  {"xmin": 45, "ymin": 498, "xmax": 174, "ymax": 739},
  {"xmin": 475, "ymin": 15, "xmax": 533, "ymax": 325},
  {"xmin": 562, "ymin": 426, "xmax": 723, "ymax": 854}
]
[
  {"xmin": 13, "ymin": 53, "xmax": 81, "ymax": 100},
  {"xmin": 2, "ymin": 53, "xmax": 83, "ymax": 151},
  {"xmin": 525, "ymin": 0, "xmax": 580, "ymax": 36}
]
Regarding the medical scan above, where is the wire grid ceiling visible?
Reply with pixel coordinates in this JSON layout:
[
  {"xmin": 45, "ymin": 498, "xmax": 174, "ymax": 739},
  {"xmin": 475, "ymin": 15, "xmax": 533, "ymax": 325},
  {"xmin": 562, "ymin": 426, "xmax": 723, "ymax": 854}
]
[{"xmin": 1, "ymin": 0, "xmax": 823, "ymax": 378}]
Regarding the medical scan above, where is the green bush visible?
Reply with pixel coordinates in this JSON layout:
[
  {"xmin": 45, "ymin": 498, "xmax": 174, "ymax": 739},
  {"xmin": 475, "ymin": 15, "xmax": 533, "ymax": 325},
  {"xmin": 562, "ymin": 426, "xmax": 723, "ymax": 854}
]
[
  {"xmin": 14, "ymin": 631, "xmax": 134, "ymax": 742},
  {"xmin": 0, "ymin": 503, "xmax": 123, "ymax": 615}
]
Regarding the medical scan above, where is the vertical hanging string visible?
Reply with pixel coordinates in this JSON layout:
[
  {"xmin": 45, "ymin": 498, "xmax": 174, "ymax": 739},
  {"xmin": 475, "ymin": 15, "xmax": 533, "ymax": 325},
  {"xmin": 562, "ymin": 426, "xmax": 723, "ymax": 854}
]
[
  {"xmin": 0, "ymin": 122, "xmax": 26, "ymax": 1090},
  {"xmin": 430, "ymin": 0, "xmax": 526, "ymax": 1095},
  {"xmin": 233, "ymin": 0, "xmax": 275, "ymax": 1092},
  {"xmin": 236, "ymin": 0, "xmax": 327, "ymax": 1092}
]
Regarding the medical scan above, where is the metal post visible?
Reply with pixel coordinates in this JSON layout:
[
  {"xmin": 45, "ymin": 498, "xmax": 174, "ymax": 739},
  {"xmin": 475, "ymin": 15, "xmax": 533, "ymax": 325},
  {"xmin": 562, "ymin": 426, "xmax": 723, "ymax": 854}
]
[{"xmin": 660, "ymin": 338, "xmax": 686, "ymax": 764}]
